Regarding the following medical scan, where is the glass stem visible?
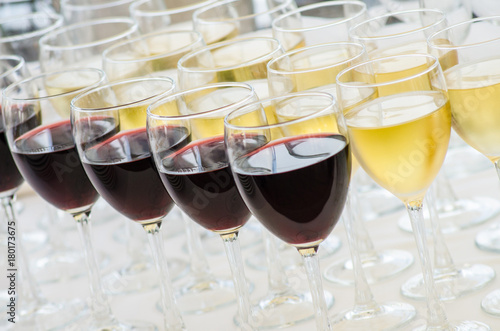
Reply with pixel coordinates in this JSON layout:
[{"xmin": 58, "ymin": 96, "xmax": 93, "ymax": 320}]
[
  {"xmin": 343, "ymin": 194, "xmax": 379, "ymax": 312},
  {"xmin": 263, "ymin": 229, "xmax": 289, "ymax": 293},
  {"xmin": 143, "ymin": 222, "xmax": 186, "ymax": 331},
  {"xmin": 406, "ymin": 201, "xmax": 450, "ymax": 329},
  {"xmin": 74, "ymin": 210, "xmax": 116, "ymax": 328},
  {"xmin": 2, "ymin": 196, "xmax": 44, "ymax": 310},
  {"xmin": 221, "ymin": 231, "xmax": 254, "ymax": 330},
  {"xmin": 426, "ymin": 185, "xmax": 456, "ymax": 273},
  {"xmin": 298, "ymin": 247, "xmax": 332, "ymax": 331},
  {"xmin": 494, "ymin": 160, "xmax": 500, "ymax": 180},
  {"xmin": 183, "ymin": 214, "xmax": 211, "ymax": 278}
]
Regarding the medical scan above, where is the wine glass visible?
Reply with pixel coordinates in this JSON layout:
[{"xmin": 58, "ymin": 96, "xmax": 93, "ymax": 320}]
[
  {"xmin": 336, "ymin": 53, "xmax": 489, "ymax": 330},
  {"xmin": 60, "ymin": 0, "xmax": 138, "ymax": 23},
  {"xmin": 350, "ymin": 8, "xmax": 497, "ymax": 301},
  {"xmin": 129, "ymin": 0, "xmax": 219, "ymax": 34},
  {"xmin": 2, "ymin": 67, "xmax": 154, "ymax": 330},
  {"xmin": 71, "ymin": 76, "xmax": 188, "ymax": 330},
  {"xmin": 380, "ymin": 0, "xmax": 472, "ymax": 25},
  {"xmin": 427, "ymin": 15, "xmax": 500, "ymax": 317},
  {"xmin": 225, "ymin": 90, "xmax": 350, "ymax": 330},
  {"xmin": 271, "ymin": 0, "xmax": 369, "ymax": 51},
  {"xmin": 102, "ymin": 29, "xmax": 205, "ymax": 82},
  {"xmin": 178, "ymin": 35, "xmax": 338, "ymax": 326},
  {"xmin": 0, "ymin": 10, "xmax": 63, "ymax": 74},
  {"xmin": 38, "ymin": 17, "xmax": 140, "ymax": 72},
  {"xmin": 0, "ymin": 55, "xmax": 86, "ymax": 330},
  {"xmin": 147, "ymin": 82, "xmax": 258, "ymax": 329},
  {"xmin": 192, "ymin": 0, "xmax": 297, "ymax": 44},
  {"xmin": 267, "ymin": 41, "xmax": 417, "ymax": 329}
]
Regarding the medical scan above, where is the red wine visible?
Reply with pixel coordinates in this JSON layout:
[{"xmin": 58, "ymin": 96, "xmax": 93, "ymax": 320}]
[
  {"xmin": 12, "ymin": 119, "xmax": 99, "ymax": 213},
  {"xmin": 233, "ymin": 134, "xmax": 351, "ymax": 246},
  {"xmin": 0, "ymin": 105, "xmax": 41, "ymax": 195},
  {"xmin": 159, "ymin": 135, "xmax": 251, "ymax": 233},
  {"xmin": 83, "ymin": 127, "xmax": 175, "ymax": 223}
]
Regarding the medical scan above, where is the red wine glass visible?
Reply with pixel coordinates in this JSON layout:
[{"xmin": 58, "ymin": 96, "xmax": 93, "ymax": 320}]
[
  {"xmin": 71, "ymin": 76, "xmax": 186, "ymax": 331},
  {"xmin": 2, "ymin": 68, "xmax": 154, "ymax": 330},
  {"xmin": 224, "ymin": 91, "xmax": 351, "ymax": 330},
  {"xmin": 147, "ymin": 82, "xmax": 258, "ymax": 329}
]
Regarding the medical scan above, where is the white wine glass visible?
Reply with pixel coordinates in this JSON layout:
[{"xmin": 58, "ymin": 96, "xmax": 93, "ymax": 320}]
[
  {"xmin": 271, "ymin": 0, "xmax": 369, "ymax": 51},
  {"xmin": 39, "ymin": 17, "xmax": 139, "ymax": 72},
  {"xmin": 337, "ymin": 53, "xmax": 489, "ymax": 330},
  {"xmin": 129, "ymin": 0, "xmax": 219, "ymax": 34},
  {"xmin": 192, "ymin": 0, "xmax": 297, "ymax": 44},
  {"xmin": 102, "ymin": 29, "xmax": 205, "ymax": 82},
  {"xmin": 60, "ymin": 0, "xmax": 138, "ymax": 23},
  {"xmin": 427, "ymin": 15, "xmax": 500, "ymax": 317}
]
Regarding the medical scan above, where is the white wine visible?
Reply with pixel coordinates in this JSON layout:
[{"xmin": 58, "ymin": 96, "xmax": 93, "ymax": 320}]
[
  {"xmin": 446, "ymin": 57, "xmax": 500, "ymax": 162},
  {"xmin": 345, "ymin": 91, "xmax": 451, "ymax": 203}
]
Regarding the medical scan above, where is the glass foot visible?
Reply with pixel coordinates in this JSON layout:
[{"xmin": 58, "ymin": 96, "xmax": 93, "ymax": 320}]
[
  {"xmin": 4, "ymin": 298, "xmax": 87, "ymax": 331},
  {"xmin": 401, "ymin": 263, "xmax": 495, "ymax": 301},
  {"xmin": 481, "ymin": 289, "xmax": 500, "ymax": 316},
  {"xmin": 323, "ymin": 249, "xmax": 414, "ymax": 286},
  {"xmin": 475, "ymin": 222, "xmax": 500, "ymax": 253},
  {"xmin": 103, "ymin": 258, "xmax": 189, "ymax": 295},
  {"xmin": 235, "ymin": 290, "xmax": 334, "ymax": 329},
  {"xmin": 158, "ymin": 275, "xmax": 236, "ymax": 315},
  {"xmin": 246, "ymin": 235, "xmax": 341, "ymax": 272},
  {"xmin": 412, "ymin": 320, "xmax": 490, "ymax": 331},
  {"xmin": 251, "ymin": 289, "xmax": 316, "ymax": 329},
  {"xmin": 398, "ymin": 197, "xmax": 500, "ymax": 234},
  {"xmin": 75, "ymin": 317, "xmax": 158, "ymax": 331},
  {"xmin": 329, "ymin": 302, "xmax": 416, "ymax": 330},
  {"xmin": 33, "ymin": 248, "xmax": 110, "ymax": 284}
]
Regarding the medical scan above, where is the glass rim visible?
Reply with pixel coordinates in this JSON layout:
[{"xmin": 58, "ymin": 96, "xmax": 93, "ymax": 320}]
[
  {"xmin": 349, "ymin": 8, "xmax": 445, "ymax": 41},
  {"xmin": 267, "ymin": 42, "xmax": 365, "ymax": 75},
  {"xmin": 224, "ymin": 91, "xmax": 337, "ymax": 131},
  {"xmin": 61, "ymin": 0, "xmax": 136, "ymax": 11},
  {"xmin": 0, "ymin": 11, "xmax": 63, "ymax": 43},
  {"xmin": 130, "ymin": 0, "xmax": 218, "ymax": 17},
  {"xmin": 193, "ymin": 0, "xmax": 295, "ymax": 25},
  {"xmin": 39, "ymin": 17, "xmax": 138, "ymax": 51},
  {"xmin": 102, "ymin": 30, "xmax": 204, "ymax": 64},
  {"xmin": 178, "ymin": 36, "xmax": 282, "ymax": 73},
  {"xmin": 2, "ymin": 67, "xmax": 106, "ymax": 103},
  {"xmin": 428, "ymin": 15, "xmax": 500, "ymax": 50},
  {"xmin": 336, "ymin": 53, "xmax": 440, "ymax": 89},
  {"xmin": 147, "ymin": 82, "xmax": 255, "ymax": 121},
  {"xmin": 71, "ymin": 76, "xmax": 176, "ymax": 112},
  {"xmin": 0, "ymin": 55, "xmax": 25, "ymax": 81},
  {"xmin": 272, "ymin": 0, "xmax": 367, "ymax": 33}
]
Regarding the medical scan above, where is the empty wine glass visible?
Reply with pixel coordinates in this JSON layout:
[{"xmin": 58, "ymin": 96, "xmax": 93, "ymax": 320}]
[
  {"xmin": 0, "ymin": 10, "xmax": 63, "ymax": 74},
  {"xmin": 336, "ymin": 53, "xmax": 489, "ymax": 330},
  {"xmin": 271, "ymin": 0, "xmax": 369, "ymax": 51},
  {"xmin": 427, "ymin": 15, "xmax": 500, "ymax": 317},
  {"xmin": 60, "ymin": 0, "xmax": 137, "ymax": 23},
  {"xmin": 39, "ymin": 17, "xmax": 139, "ymax": 72},
  {"xmin": 2, "ymin": 67, "xmax": 154, "ymax": 330},
  {"xmin": 72, "ymin": 76, "xmax": 187, "ymax": 330},
  {"xmin": 130, "ymin": 0, "xmax": 219, "ymax": 34},
  {"xmin": 147, "ymin": 82, "xmax": 258, "ymax": 329},
  {"xmin": 192, "ymin": 0, "xmax": 297, "ymax": 44},
  {"xmin": 225, "ymin": 91, "xmax": 350, "ymax": 330}
]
